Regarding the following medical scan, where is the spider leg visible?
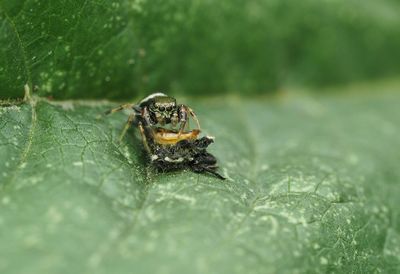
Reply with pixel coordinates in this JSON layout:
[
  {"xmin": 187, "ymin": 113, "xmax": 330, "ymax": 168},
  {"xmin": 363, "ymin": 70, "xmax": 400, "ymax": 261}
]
[
  {"xmin": 105, "ymin": 103, "xmax": 135, "ymax": 115},
  {"xmin": 118, "ymin": 113, "xmax": 136, "ymax": 143},
  {"xmin": 138, "ymin": 122, "xmax": 151, "ymax": 154},
  {"xmin": 178, "ymin": 105, "xmax": 201, "ymax": 136},
  {"xmin": 178, "ymin": 105, "xmax": 188, "ymax": 137},
  {"xmin": 141, "ymin": 106, "xmax": 154, "ymax": 127},
  {"xmin": 188, "ymin": 107, "xmax": 201, "ymax": 130},
  {"xmin": 187, "ymin": 118, "xmax": 190, "ymax": 131}
]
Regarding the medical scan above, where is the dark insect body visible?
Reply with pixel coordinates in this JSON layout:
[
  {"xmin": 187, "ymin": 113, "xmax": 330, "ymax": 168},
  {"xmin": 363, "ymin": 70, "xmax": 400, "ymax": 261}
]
[{"xmin": 145, "ymin": 127, "xmax": 225, "ymax": 180}]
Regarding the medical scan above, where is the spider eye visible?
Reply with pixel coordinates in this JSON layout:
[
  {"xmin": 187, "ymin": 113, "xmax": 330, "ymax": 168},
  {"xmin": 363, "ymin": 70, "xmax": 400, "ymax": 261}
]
[
  {"xmin": 159, "ymin": 106, "xmax": 165, "ymax": 111},
  {"xmin": 166, "ymin": 106, "xmax": 172, "ymax": 111}
]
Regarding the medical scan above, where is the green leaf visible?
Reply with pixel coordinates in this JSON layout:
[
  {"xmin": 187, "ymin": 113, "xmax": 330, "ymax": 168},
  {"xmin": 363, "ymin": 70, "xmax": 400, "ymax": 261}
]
[
  {"xmin": 0, "ymin": 0, "xmax": 136, "ymax": 99},
  {"xmin": 2, "ymin": 0, "xmax": 400, "ymax": 99},
  {"xmin": 1, "ymin": 92, "xmax": 399, "ymax": 273}
]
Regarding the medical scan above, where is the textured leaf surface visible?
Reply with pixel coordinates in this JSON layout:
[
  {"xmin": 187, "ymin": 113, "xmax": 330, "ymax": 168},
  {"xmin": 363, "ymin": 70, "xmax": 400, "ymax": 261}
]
[{"xmin": 1, "ymin": 92, "xmax": 400, "ymax": 273}]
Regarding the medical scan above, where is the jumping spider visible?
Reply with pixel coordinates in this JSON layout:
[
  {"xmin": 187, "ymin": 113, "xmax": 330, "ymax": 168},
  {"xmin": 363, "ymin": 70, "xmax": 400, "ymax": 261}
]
[
  {"xmin": 105, "ymin": 92, "xmax": 200, "ymax": 145},
  {"xmin": 106, "ymin": 93, "xmax": 224, "ymax": 180}
]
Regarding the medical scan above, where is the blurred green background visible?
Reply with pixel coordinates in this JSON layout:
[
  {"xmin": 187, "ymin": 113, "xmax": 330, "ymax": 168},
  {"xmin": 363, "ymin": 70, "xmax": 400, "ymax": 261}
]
[{"xmin": 1, "ymin": 0, "xmax": 400, "ymax": 99}]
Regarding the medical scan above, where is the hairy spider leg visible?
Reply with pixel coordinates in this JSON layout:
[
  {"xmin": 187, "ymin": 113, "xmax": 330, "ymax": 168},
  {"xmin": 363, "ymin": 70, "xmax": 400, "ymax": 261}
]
[
  {"xmin": 141, "ymin": 106, "xmax": 154, "ymax": 127},
  {"xmin": 178, "ymin": 105, "xmax": 188, "ymax": 136},
  {"xmin": 188, "ymin": 107, "xmax": 201, "ymax": 130},
  {"xmin": 138, "ymin": 122, "xmax": 151, "ymax": 154},
  {"xmin": 178, "ymin": 105, "xmax": 201, "ymax": 136},
  {"xmin": 104, "ymin": 103, "xmax": 135, "ymax": 115},
  {"xmin": 119, "ymin": 113, "xmax": 136, "ymax": 143}
]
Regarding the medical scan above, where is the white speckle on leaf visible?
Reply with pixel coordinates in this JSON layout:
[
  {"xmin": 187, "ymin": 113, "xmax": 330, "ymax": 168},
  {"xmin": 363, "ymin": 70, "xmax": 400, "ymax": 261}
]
[
  {"xmin": 267, "ymin": 215, "xmax": 279, "ymax": 235},
  {"xmin": 88, "ymin": 253, "xmax": 102, "ymax": 268},
  {"xmin": 85, "ymin": 160, "xmax": 96, "ymax": 165},
  {"xmin": 76, "ymin": 207, "xmax": 88, "ymax": 220},
  {"xmin": 73, "ymin": 161, "xmax": 83, "ymax": 167},
  {"xmin": 29, "ymin": 176, "xmax": 42, "ymax": 185},
  {"xmin": 47, "ymin": 207, "xmax": 63, "ymax": 224},
  {"xmin": 261, "ymin": 164, "xmax": 269, "ymax": 171},
  {"xmin": 174, "ymin": 194, "xmax": 196, "ymax": 205},
  {"xmin": 222, "ymin": 168, "xmax": 233, "ymax": 181},
  {"xmin": 372, "ymin": 206, "xmax": 380, "ymax": 213},
  {"xmin": 348, "ymin": 154, "xmax": 359, "ymax": 164},
  {"xmin": 59, "ymin": 102, "xmax": 74, "ymax": 111},
  {"xmin": 2, "ymin": 196, "xmax": 10, "ymax": 205},
  {"xmin": 24, "ymin": 234, "xmax": 41, "ymax": 247},
  {"xmin": 109, "ymin": 227, "xmax": 120, "ymax": 240},
  {"xmin": 122, "ymin": 146, "xmax": 134, "ymax": 164},
  {"xmin": 144, "ymin": 206, "xmax": 156, "ymax": 221},
  {"xmin": 149, "ymin": 230, "xmax": 159, "ymax": 239},
  {"xmin": 320, "ymin": 257, "xmax": 328, "ymax": 265},
  {"xmin": 0, "ymin": 105, "xmax": 21, "ymax": 114}
]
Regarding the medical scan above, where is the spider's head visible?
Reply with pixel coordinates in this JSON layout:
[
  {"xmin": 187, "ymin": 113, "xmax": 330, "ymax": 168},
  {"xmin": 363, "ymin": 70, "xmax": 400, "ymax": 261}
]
[{"xmin": 149, "ymin": 96, "xmax": 177, "ymax": 125}]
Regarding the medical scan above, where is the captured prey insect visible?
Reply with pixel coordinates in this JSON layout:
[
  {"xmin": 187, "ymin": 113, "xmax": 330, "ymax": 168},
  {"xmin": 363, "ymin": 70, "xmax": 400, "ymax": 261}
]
[
  {"xmin": 105, "ymin": 93, "xmax": 225, "ymax": 180},
  {"xmin": 144, "ymin": 127, "xmax": 225, "ymax": 180},
  {"xmin": 105, "ymin": 92, "xmax": 201, "ymax": 143}
]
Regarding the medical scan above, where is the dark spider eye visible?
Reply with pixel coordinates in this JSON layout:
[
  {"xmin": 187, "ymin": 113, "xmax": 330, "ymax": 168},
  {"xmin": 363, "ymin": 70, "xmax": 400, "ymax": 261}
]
[
  {"xmin": 159, "ymin": 106, "xmax": 165, "ymax": 111},
  {"xmin": 166, "ymin": 106, "xmax": 172, "ymax": 111}
]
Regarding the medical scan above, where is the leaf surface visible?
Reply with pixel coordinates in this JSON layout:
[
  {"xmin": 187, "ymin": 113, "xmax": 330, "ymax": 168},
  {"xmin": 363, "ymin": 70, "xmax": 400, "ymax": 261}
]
[{"xmin": 0, "ymin": 92, "xmax": 399, "ymax": 273}]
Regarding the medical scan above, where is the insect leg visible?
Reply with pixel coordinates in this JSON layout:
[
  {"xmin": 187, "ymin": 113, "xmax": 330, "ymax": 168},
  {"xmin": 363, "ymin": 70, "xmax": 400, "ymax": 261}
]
[
  {"xmin": 204, "ymin": 167, "xmax": 226, "ymax": 180},
  {"xmin": 105, "ymin": 103, "xmax": 135, "ymax": 115},
  {"xmin": 119, "ymin": 113, "xmax": 136, "ymax": 143},
  {"xmin": 193, "ymin": 165, "xmax": 225, "ymax": 180}
]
